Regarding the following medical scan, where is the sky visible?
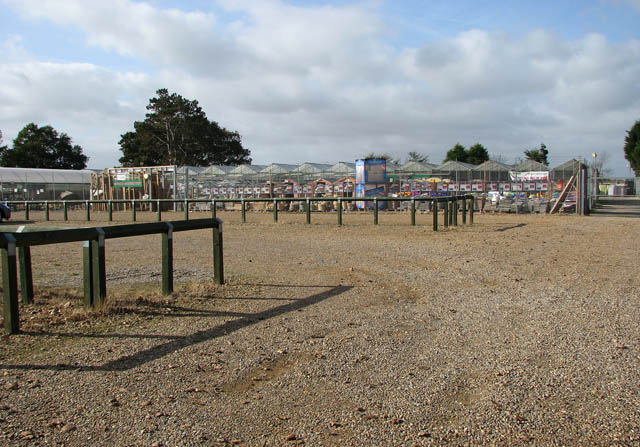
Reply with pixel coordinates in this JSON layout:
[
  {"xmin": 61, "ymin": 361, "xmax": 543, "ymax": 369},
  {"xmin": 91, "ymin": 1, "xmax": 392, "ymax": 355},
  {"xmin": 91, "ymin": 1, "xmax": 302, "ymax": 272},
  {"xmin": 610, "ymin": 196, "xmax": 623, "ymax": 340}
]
[{"xmin": 1, "ymin": 0, "xmax": 639, "ymax": 175}]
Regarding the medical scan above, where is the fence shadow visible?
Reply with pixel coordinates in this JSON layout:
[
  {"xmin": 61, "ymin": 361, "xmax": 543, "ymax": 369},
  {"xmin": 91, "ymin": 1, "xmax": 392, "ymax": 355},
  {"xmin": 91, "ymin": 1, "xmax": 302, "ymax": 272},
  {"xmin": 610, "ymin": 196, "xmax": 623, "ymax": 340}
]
[
  {"xmin": 495, "ymin": 223, "xmax": 527, "ymax": 232},
  {"xmin": 0, "ymin": 284, "xmax": 352, "ymax": 372}
]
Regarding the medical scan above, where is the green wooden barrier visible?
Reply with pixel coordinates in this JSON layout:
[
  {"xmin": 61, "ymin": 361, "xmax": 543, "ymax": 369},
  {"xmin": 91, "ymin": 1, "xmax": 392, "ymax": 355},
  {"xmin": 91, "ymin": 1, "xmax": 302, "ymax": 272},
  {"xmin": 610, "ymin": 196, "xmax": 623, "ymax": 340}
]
[
  {"xmin": 6, "ymin": 195, "xmax": 476, "ymax": 230},
  {"xmin": 0, "ymin": 218, "xmax": 224, "ymax": 334}
]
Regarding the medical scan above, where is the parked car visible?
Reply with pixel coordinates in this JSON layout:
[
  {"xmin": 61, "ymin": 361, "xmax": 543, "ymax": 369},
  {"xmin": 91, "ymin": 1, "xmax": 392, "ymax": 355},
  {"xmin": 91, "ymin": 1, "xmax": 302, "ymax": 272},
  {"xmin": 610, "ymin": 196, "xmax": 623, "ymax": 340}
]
[{"xmin": 0, "ymin": 203, "xmax": 11, "ymax": 222}]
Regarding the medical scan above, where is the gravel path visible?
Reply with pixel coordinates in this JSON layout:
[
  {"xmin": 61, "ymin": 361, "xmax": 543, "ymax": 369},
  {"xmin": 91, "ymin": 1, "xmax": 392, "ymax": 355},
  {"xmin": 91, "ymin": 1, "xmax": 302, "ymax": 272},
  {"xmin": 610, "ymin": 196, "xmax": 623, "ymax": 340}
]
[{"xmin": 0, "ymin": 210, "xmax": 639, "ymax": 446}]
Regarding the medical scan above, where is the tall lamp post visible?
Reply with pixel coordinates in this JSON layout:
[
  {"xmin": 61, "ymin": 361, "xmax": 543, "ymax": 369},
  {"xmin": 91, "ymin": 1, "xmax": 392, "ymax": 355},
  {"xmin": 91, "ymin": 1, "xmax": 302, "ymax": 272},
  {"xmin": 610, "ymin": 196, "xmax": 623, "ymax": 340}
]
[{"xmin": 592, "ymin": 152, "xmax": 597, "ymax": 205}]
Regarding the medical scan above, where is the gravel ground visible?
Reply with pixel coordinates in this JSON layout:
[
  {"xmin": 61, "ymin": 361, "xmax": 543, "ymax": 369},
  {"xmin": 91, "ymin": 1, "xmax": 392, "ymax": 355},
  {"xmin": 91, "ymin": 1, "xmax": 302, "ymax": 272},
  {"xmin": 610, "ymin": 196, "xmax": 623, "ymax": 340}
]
[{"xmin": 0, "ymin": 210, "xmax": 639, "ymax": 446}]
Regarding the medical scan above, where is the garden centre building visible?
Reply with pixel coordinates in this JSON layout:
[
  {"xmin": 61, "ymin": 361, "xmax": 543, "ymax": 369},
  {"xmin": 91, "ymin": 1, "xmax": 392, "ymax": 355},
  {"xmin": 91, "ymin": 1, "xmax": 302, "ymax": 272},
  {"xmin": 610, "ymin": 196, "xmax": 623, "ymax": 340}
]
[{"xmin": 1, "ymin": 159, "xmax": 630, "ymax": 202}]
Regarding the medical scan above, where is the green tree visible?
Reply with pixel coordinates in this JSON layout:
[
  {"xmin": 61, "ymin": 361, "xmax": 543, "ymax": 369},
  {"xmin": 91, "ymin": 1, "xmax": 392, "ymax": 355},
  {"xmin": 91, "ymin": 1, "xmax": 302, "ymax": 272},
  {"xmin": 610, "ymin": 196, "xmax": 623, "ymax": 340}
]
[
  {"xmin": 119, "ymin": 88, "xmax": 251, "ymax": 166},
  {"xmin": 406, "ymin": 151, "xmax": 429, "ymax": 163},
  {"xmin": 623, "ymin": 120, "xmax": 640, "ymax": 175},
  {"xmin": 0, "ymin": 123, "xmax": 88, "ymax": 169},
  {"xmin": 444, "ymin": 143, "xmax": 468, "ymax": 163},
  {"xmin": 467, "ymin": 143, "xmax": 489, "ymax": 165},
  {"xmin": 524, "ymin": 143, "xmax": 549, "ymax": 165},
  {"xmin": 0, "ymin": 130, "xmax": 7, "ymax": 153},
  {"xmin": 364, "ymin": 152, "xmax": 400, "ymax": 164}
]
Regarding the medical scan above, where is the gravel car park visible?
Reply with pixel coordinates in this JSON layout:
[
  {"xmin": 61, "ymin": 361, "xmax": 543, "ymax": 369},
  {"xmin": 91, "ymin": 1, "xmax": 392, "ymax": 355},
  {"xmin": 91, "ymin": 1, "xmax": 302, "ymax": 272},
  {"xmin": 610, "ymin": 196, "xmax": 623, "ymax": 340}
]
[{"xmin": 0, "ymin": 211, "xmax": 638, "ymax": 446}]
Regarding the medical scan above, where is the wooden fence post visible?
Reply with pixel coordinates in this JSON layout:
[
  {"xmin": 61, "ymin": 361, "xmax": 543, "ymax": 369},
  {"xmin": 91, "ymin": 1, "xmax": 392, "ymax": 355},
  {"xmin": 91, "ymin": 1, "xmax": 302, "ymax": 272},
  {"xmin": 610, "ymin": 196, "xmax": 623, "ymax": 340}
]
[
  {"xmin": 337, "ymin": 199, "xmax": 342, "ymax": 226},
  {"xmin": 306, "ymin": 199, "xmax": 311, "ymax": 224},
  {"xmin": 162, "ymin": 223, "xmax": 174, "ymax": 295},
  {"xmin": 131, "ymin": 201, "xmax": 136, "ymax": 222},
  {"xmin": 82, "ymin": 240, "xmax": 93, "ymax": 307},
  {"xmin": 184, "ymin": 199, "xmax": 189, "ymax": 221},
  {"xmin": 449, "ymin": 200, "xmax": 454, "ymax": 226},
  {"xmin": 374, "ymin": 198, "xmax": 379, "ymax": 225},
  {"xmin": 85, "ymin": 201, "xmax": 90, "ymax": 221},
  {"xmin": 16, "ymin": 227, "xmax": 33, "ymax": 305},
  {"xmin": 433, "ymin": 199, "xmax": 438, "ymax": 232},
  {"xmin": 462, "ymin": 196, "xmax": 467, "ymax": 224},
  {"xmin": 24, "ymin": 201, "xmax": 29, "ymax": 220},
  {"xmin": 241, "ymin": 199, "xmax": 246, "ymax": 224},
  {"xmin": 411, "ymin": 199, "xmax": 416, "ymax": 226},
  {"xmin": 108, "ymin": 200, "xmax": 113, "ymax": 222},
  {"xmin": 45, "ymin": 201, "xmax": 50, "ymax": 221},
  {"xmin": 91, "ymin": 229, "xmax": 106, "ymax": 306},
  {"xmin": 454, "ymin": 200, "xmax": 458, "ymax": 226},
  {"xmin": 1, "ymin": 234, "xmax": 19, "ymax": 334},
  {"xmin": 443, "ymin": 199, "xmax": 449, "ymax": 228},
  {"xmin": 213, "ymin": 219, "xmax": 224, "ymax": 285},
  {"xmin": 273, "ymin": 199, "xmax": 278, "ymax": 223}
]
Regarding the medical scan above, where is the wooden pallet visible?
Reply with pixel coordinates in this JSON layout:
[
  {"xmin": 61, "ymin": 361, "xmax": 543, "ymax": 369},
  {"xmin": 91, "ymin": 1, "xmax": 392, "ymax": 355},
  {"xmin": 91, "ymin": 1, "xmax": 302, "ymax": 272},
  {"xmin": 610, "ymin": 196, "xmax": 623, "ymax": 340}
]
[{"xmin": 550, "ymin": 171, "xmax": 577, "ymax": 214}]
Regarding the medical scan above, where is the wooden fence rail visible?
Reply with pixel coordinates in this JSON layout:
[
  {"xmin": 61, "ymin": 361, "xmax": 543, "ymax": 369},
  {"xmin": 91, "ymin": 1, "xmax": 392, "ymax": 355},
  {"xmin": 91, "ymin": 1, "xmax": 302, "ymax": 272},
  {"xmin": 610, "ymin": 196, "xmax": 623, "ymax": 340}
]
[
  {"xmin": 6, "ymin": 195, "xmax": 474, "ymax": 229},
  {"xmin": 0, "ymin": 218, "xmax": 223, "ymax": 334}
]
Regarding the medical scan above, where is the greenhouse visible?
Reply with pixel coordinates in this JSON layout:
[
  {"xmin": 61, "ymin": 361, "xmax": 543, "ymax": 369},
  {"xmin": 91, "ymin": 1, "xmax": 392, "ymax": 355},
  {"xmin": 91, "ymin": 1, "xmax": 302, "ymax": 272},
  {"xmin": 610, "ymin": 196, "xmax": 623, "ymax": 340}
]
[
  {"xmin": 0, "ymin": 158, "xmax": 594, "ymax": 204},
  {"xmin": 0, "ymin": 167, "xmax": 94, "ymax": 201}
]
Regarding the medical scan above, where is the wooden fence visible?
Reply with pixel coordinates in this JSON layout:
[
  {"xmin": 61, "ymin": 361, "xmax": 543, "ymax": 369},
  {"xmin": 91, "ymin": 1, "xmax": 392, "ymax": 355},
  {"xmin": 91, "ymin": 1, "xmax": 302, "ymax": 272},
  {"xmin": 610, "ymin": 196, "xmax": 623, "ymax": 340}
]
[
  {"xmin": 5, "ymin": 195, "xmax": 474, "ymax": 230},
  {"xmin": 0, "ymin": 218, "xmax": 223, "ymax": 334}
]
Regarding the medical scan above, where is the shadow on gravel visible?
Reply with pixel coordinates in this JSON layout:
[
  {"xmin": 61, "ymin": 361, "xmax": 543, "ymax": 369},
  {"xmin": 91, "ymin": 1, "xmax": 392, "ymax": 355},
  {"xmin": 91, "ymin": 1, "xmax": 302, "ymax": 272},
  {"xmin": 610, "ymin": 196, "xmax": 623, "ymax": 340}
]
[
  {"xmin": 1, "ymin": 284, "xmax": 352, "ymax": 372},
  {"xmin": 494, "ymin": 223, "xmax": 526, "ymax": 232}
]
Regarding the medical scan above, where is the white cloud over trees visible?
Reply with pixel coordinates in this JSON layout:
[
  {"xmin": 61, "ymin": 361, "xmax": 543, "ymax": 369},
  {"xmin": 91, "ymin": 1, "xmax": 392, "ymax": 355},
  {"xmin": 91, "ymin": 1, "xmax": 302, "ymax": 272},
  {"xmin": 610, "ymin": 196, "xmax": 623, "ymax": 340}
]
[{"xmin": 1, "ymin": 0, "xmax": 639, "ymax": 172}]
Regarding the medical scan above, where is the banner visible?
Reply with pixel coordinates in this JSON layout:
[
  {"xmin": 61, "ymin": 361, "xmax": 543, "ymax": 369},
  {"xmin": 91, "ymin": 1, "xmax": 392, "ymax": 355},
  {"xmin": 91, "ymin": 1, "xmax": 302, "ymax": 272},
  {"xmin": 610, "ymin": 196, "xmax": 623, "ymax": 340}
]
[
  {"xmin": 113, "ymin": 179, "xmax": 142, "ymax": 188},
  {"xmin": 509, "ymin": 171, "xmax": 549, "ymax": 181}
]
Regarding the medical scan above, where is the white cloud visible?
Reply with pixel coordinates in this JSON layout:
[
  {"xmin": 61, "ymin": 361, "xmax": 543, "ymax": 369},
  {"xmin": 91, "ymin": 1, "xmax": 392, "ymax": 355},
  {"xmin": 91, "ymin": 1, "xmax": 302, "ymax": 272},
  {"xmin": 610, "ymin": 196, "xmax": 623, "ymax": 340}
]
[
  {"xmin": 0, "ymin": 38, "xmax": 151, "ymax": 167},
  {"xmin": 1, "ymin": 0, "xmax": 639, "ymax": 174},
  {"xmin": 3, "ymin": 0, "xmax": 244, "ymax": 76},
  {"xmin": 1, "ymin": 35, "xmax": 31, "ymax": 63}
]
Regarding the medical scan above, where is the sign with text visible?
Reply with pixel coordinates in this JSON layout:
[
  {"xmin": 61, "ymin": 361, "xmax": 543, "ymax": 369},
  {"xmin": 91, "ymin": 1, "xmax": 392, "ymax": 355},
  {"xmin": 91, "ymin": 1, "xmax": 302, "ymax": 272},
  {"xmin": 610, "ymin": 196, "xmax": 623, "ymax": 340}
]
[{"xmin": 113, "ymin": 179, "xmax": 143, "ymax": 188}]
